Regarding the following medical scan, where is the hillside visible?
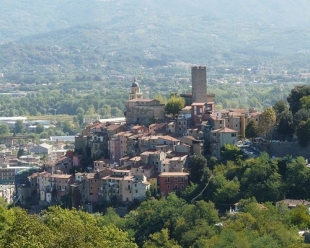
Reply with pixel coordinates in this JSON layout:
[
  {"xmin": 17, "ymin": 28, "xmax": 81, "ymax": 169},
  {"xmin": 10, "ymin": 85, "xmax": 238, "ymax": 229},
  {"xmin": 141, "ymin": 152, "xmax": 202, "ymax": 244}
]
[
  {"xmin": 1, "ymin": 0, "xmax": 310, "ymax": 42},
  {"xmin": 0, "ymin": 1, "xmax": 310, "ymax": 80}
]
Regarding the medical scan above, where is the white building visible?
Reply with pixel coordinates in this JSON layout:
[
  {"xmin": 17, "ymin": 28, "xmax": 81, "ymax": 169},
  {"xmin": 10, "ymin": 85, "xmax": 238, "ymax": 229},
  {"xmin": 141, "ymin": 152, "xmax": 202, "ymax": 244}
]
[
  {"xmin": 30, "ymin": 143, "xmax": 53, "ymax": 154},
  {"xmin": 211, "ymin": 127, "xmax": 238, "ymax": 158},
  {"xmin": 0, "ymin": 184, "xmax": 15, "ymax": 203}
]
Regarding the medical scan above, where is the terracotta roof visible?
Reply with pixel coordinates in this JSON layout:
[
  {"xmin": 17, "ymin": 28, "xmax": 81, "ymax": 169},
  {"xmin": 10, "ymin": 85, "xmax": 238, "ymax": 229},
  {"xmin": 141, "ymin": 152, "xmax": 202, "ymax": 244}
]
[
  {"xmin": 49, "ymin": 174, "xmax": 72, "ymax": 179},
  {"xmin": 159, "ymin": 135, "xmax": 180, "ymax": 142},
  {"xmin": 106, "ymin": 124, "xmax": 122, "ymax": 131},
  {"xmin": 212, "ymin": 127, "xmax": 238, "ymax": 133},
  {"xmin": 170, "ymin": 155, "xmax": 187, "ymax": 161},
  {"xmin": 132, "ymin": 125, "xmax": 144, "ymax": 130}
]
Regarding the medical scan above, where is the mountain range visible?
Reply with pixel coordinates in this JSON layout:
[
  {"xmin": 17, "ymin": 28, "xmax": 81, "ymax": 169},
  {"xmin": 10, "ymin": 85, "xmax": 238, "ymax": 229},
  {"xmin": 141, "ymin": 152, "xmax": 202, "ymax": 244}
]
[{"xmin": 0, "ymin": 0, "xmax": 310, "ymax": 75}]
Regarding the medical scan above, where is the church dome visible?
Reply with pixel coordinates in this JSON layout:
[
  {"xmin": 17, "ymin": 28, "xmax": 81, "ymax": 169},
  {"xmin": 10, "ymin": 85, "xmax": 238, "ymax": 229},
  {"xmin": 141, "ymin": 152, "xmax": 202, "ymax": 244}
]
[{"xmin": 131, "ymin": 81, "xmax": 140, "ymax": 87}]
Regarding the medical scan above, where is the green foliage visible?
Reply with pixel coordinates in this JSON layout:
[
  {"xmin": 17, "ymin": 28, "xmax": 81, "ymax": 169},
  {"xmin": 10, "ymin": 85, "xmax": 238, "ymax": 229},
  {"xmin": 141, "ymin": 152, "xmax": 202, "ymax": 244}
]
[
  {"xmin": 220, "ymin": 144, "xmax": 243, "ymax": 161},
  {"xmin": 297, "ymin": 119, "xmax": 310, "ymax": 147},
  {"xmin": 17, "ymin": 148, "xmax": 25, "ymax": 158},
  {"xmin": 290, "ymin": 205, "xmax": 310, "ymax": 229},
  {"xmin": 294, "ymin": 108, "xmax": 310, "ymax": 129},
  {"xmin": 0, "ymin": 124, "xmax": 10, "ymax": 136},
  {"xmin": 258, "ymin": 107, "xmax": 276, "ymax": 138},
  {"xmin": 285, "ymin": 157, "xmax": 310, "ymax": 198},
  {"xmin": 14, "ymin": 120, "xmax": 25, "ymax": 134},
  {"xmin": 277, "ymin": 109, "xmax": 294, "ymax": 140},
  {"xmin": 245, "ymin": 120, "xmax": 259, "ymax": 140},
  {"xmin": 189, "ymin": 155, "xmax": 208, "ymax": 183},
  {"xmin": 240, "ymin": 154, "xmax": 283, "ymax": 202},
  {"xmin": 35, "ymin": 124, "xmax": 45, "ymax": 134},
  {"xmin": 300, "ymin": 95, "xmax": 310, "ymax": 110},
  {"xmin": 143, "ymin": 228, "xmax": 181, "ymax": 248},
  {"xmin": 273, "ymin": 99, "xmax": 289, "ymax": 117},
  {"xmin": 164, "ymin": 95, "xmax": 185, "ymax": 118},
  {"xmin": 287, "ymin": 85, "xmax": 310, "ymax": 115}
]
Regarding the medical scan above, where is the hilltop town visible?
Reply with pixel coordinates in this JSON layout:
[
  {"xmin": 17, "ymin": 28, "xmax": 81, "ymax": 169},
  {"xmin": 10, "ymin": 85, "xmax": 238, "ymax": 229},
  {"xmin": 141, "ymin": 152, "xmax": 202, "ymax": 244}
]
[{"xmin": 0, "ymin": 66, "xmax": 263, "ymax": 210}]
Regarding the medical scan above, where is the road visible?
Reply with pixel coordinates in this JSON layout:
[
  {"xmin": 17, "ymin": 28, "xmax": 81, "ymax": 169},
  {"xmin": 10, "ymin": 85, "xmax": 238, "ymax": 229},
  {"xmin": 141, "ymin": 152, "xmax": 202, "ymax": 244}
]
[{"xmin": 239, "ymin": 145, "xmax": 262, "ymax": 158}]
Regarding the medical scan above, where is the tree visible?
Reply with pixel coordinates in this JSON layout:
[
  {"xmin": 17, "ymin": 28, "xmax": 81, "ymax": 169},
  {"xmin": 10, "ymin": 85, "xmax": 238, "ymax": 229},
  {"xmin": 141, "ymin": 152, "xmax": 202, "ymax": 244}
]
[
  {"xmin": 189, "ymin": 155, "xmax": 208, "ymax": 183},
  {"xmin": 290, "ymin": 205, "xmax": 310, "ymax": 229},
  {"xmin": 220, "ymin": 144, "xmax": 243, "ymax": 161},
  {"xmin": 300, "ymin": 95, "xmax": 310, "ymax": 110},
  {"xmin": 62, "ymin": 120, "xmax": 75, "ymax": 135},
  {"xmin": 287, "ymin": 85, "xmax": 310, "ymax": 115},
  {"xmin": 273, "ymin": 99, "xmax": 288, "ymax": 120},
  {"xmin": 14, "ymin": 120, "xmax": 25, "ymax": 134},
  {"xmin": 164, "ymin": 95, "xmax": 185, "ymax": 118},
  {"xmin": 285, "ymin": 157, "xmax": 310, "ymax": 199},
  {"xmin": 2, "ymin": 208, "xmax": 57, "ymax": 247},
  {"xmin": 258, "ymin": 107, "xmax": 276, "ymax": 138},
  {"xmin": 0, "ymin": 123, "xmax": 10, "ymax": 136},
  {"xmin": 293, "ymin": 108, "xmax": 310, "ymax": 129},
  {"xmin": 143, "ymin": 228, "xmax": 181, "ymax": 248},
  {"xmin": 154, "ymin": 94, "xmax": 167, "ymax": 104},
  {"xmin": 296, "ymin": 119, "xmax": 310, "ymax": 147},
  {"xmin": 17, "ymin": 148, "xmax": 25, "ymax": 158},
  {"xmin": 277, "ymin": 110, "xmax": 294, "ymax": 140},
  {"xmin": 35, "ymin": 123, "xmax": 45, "ymax": 134},
  {"xmin": 245, "ymin": 120, "xmax": 259, "ymax": 140},
  {"xmin": 241, "ymin": 154, "xmax": 283, "ymax": 202}
]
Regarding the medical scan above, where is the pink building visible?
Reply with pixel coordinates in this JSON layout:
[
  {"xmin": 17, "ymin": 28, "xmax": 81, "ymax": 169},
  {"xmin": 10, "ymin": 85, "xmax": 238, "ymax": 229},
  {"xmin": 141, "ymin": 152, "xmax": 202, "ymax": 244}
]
[{"xmin": 158, "ymin": 172, "xmax": 189, "ymax": 196}]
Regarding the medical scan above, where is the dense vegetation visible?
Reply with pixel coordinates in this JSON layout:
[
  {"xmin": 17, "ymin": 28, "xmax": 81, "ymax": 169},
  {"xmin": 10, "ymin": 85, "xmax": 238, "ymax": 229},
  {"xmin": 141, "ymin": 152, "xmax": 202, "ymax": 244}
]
[
  {"xmin": 2, "ymin": 152, "xmax": 310, "ymax": 247},
  {"xmin": 1, "ymin": 1, "xmax": 310, "ymax": 84}
]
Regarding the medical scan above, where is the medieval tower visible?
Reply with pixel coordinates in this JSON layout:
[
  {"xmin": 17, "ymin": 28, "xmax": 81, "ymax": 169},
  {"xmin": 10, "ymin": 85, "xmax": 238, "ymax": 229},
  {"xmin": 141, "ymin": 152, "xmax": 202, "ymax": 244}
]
[{"xmin": 191, "ymin": 66, "xmax": 207, "ymax": 103}]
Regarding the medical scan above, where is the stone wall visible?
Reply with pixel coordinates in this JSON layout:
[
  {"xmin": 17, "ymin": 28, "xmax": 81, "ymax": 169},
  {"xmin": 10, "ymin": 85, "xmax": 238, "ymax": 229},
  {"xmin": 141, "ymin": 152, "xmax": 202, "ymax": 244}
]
[{"xmin": 253, "ymin": 142, "xmax": 310, "ymax": 159}]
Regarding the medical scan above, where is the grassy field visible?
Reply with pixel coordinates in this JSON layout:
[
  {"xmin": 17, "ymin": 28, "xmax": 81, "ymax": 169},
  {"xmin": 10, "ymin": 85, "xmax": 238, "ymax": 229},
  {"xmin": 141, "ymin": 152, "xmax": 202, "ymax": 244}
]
[{"xmin": 26, "ymin": 115, "xmax": 74, "ymax": 122}]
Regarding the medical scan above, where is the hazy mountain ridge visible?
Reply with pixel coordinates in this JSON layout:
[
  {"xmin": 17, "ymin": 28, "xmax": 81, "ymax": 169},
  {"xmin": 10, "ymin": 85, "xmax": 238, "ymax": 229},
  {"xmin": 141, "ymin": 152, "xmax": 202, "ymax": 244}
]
[
  {"xmin": 1, "ymin": 0, "xmax": 310, "ymax": 42},
  {"xmin": 0, "ymin": 0, "xmax": 310, "ymax": 76}
]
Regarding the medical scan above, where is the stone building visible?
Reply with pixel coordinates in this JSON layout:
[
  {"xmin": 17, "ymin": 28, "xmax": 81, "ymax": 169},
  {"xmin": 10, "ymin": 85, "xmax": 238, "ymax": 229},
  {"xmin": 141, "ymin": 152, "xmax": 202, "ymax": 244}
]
[
  {"xmin": 180, "ymin": 66, "xmax": 215, "ymax": 106},
  {"xmin": 192, "ymin": 66, "xmax": 207, "ymax": 103},
  {"xmin": 124, "ymin": 79, "xmax": 165, "ymax": 126}
]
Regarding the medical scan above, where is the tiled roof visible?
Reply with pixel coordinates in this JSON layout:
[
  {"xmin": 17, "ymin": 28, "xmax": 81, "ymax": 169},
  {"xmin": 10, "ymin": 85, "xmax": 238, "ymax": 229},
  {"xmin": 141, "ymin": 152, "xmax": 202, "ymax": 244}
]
[{"xmin": 212, "ymin": 127, "xmax": 238, "ymax": 133}]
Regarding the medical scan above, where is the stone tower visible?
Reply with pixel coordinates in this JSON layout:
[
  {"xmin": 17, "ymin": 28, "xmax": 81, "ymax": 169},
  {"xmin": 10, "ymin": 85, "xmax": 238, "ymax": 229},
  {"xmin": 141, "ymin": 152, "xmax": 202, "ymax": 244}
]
[
  {"xmin": 129, "ymin": 78, "xmax": 143, "ymax": 100},
  {"xmin": 192, "ymin": 66, "xmax": 207, "ymax": 103}
]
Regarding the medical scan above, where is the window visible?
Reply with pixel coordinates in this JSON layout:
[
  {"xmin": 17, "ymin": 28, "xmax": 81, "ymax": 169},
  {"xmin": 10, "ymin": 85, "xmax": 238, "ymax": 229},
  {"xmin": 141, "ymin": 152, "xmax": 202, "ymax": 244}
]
[
  {"xmin": 167, "ymin": 185, "xmax": 170, "ymax": 189},
  {"xmin": 231, "ymin": 133, "xmax": 236, "ymax": 137},
  {"xmin": 175, "ymin": 177, "xmax": 178, "ymax": 181},
  {"xmin": 220, "ymin": 121, "xmax": 222, "ymax": 124},
  {"xmin": 135, "ymin": 190, "xmax": 138, "ymax": 193}
]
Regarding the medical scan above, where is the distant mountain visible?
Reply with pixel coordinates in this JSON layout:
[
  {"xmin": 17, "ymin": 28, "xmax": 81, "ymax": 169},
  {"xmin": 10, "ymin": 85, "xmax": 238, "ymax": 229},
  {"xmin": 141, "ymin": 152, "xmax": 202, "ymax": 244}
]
[
  {"xmin": 1, "ymin": 0, "xmax": 310, "ymax": 42},
  {"xmin": 0, "ymin": 0, "xmax": 310, "ymax": 75}
]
